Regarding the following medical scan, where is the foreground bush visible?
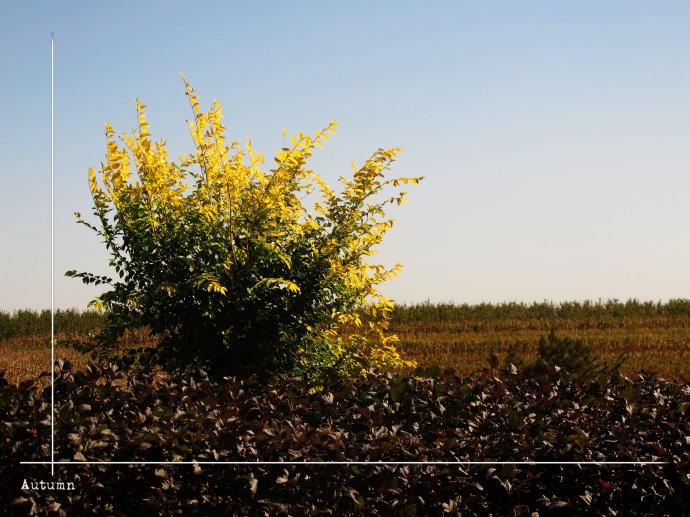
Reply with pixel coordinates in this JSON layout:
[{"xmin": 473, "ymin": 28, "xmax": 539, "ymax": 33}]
[
  {"xmin": 3, "ymin": 361, "xmax": 689, "ymax": 515},
  {"xmin": 67, "ymin": 78, "xmax": 421, "ymax": 378}
]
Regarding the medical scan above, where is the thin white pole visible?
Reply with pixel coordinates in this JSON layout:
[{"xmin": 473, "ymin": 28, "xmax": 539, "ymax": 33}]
[{"xmin": 50, "ymin": 31, "xmax": 55, "ymax": 477}]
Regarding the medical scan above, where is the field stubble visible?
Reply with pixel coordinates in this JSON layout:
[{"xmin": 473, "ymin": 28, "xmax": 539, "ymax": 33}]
[
  {"xmin": 393, "ymin": 317, "xmax": 690, "ymax": 380},
  {"xmin": 2, "ymin": 308, "xmax": 689, "ymax": 383},
  {"xmin": 0, "ymin": 328, "xmax": 154, "ymax": 387}
]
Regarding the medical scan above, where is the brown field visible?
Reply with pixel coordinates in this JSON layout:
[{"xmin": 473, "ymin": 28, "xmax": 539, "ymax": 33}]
[
  {"xmin": 0, "ymin": 329, "xmax": 154, "ymax": 387},
  {"xmin": 393, "ymin": 321, "xmax": 690, "ymax": 380},
  {"xmin": 2, "ymin": 313, "xmax": 689, "ymax": 384}
]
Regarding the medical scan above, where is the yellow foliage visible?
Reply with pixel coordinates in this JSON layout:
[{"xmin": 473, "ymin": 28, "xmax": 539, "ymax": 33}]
[{"xmin": 82, "ymin": 76, "xmax": 422, "ymax": 375}]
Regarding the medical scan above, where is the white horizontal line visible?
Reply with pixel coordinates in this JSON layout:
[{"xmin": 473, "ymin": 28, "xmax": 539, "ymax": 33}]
[{"xmin": 20, "ymin": 461, "xmax": 667, "ymax": 466}]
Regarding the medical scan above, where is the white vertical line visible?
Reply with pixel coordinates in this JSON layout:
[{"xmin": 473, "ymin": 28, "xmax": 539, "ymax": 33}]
[{"xmin": 51, "ymin": 32, "xmax": 55, "ymax": 478}]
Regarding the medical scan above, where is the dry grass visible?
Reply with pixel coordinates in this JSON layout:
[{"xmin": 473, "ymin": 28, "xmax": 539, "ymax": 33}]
[
  {"xmin": 394, "ymin": 323, "xmax": 690, "ymax": 381},
  {"xmin": 0, "ymin": 328, "xmax": 157, "ymax": 388},
  {"xmin": 0, "ymin": 336, "xmax": 90, "ymax": 388},
  {"xmin": 2, "ymin": 318, "xmax": 689, "ymax": 384}
]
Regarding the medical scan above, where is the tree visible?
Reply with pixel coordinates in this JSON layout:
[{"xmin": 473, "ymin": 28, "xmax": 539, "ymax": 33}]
[{"xmin": 68, "ymin": 77, "xmax": 422, "ymax": 378}]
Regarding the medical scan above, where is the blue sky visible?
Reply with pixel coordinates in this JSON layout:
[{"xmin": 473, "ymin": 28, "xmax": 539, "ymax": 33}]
[{"xmin": 1, "ymin": 1, "xmax": 689, "ymax": 311}]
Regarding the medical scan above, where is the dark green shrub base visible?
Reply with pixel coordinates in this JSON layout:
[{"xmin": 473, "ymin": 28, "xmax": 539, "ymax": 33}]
[
  {"xmin": 507, "ymin": 331, "xmax": 626, "ymax": 384},
  {"xmin": 3, "ymin": 362, "xmax": 689, "ymax": 515}
]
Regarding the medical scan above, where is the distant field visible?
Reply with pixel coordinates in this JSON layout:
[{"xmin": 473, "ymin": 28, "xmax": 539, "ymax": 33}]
[
  {"xmin": 391, "ymin": 299, "xmax": 690, "ymax": 380},
  {"xmin": 1, "ymin": 300, "xmax": 689, "ymax": 383}
]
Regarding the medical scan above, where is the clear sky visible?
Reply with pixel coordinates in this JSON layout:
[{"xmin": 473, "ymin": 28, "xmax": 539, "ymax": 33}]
[{"xmin": 1, "ymin": 1, "xmax": 688, "ymax": 311}]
